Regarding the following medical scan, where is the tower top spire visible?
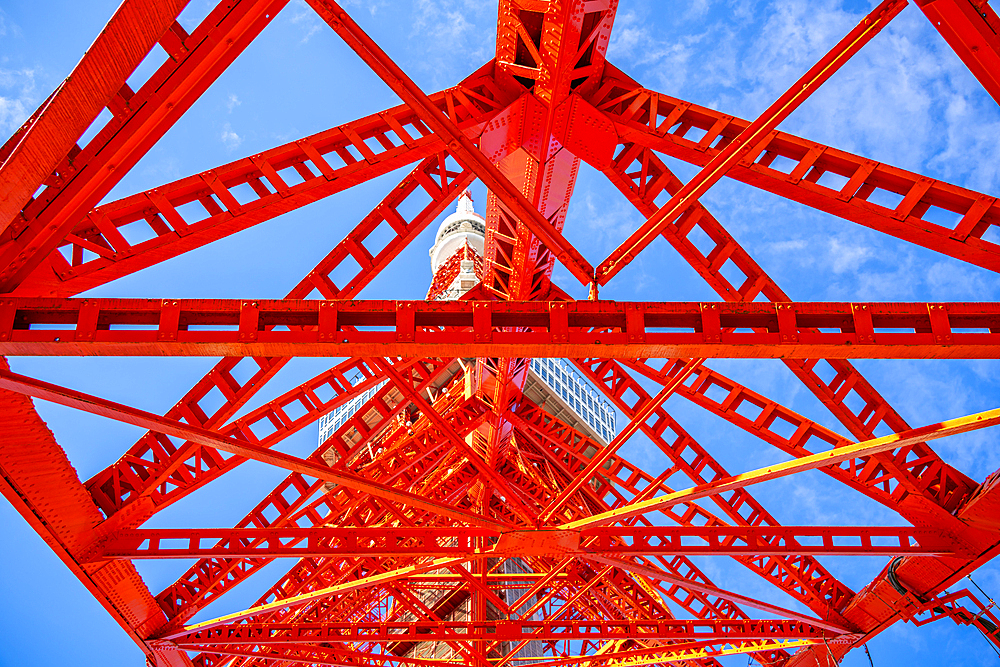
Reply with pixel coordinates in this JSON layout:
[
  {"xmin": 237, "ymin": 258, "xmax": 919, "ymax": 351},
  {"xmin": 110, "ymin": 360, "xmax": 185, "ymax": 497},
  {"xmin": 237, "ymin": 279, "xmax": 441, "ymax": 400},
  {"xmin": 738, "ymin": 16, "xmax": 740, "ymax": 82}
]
[
  {"xmin": 456, "ymin": 190, "xmax": 474, "ymax": 215},
  {"xmin": 427, "ymin": 189, "xmax": 487, "ymax": 298},
  {"xmin": 429, "ymin": 190, "xmax": 486, "ymax": 274}
]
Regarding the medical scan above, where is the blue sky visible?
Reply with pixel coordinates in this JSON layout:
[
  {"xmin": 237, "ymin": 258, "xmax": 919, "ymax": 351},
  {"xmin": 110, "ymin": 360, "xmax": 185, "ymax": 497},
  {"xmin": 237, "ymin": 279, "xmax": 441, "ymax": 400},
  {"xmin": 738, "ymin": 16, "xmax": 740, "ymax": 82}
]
[{"xmin": 1, "ymin": 0, "xmax": 1000, "ymax": 665}]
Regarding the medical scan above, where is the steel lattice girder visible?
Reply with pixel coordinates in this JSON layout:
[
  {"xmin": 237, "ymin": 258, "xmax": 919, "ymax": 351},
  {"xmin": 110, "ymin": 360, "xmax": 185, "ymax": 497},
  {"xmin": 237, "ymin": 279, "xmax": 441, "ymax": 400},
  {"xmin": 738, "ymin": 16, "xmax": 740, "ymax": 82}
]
[
  {"xmin": 0, "ymin": 0, "xmax": 291, "ymax": 294},
  {"xmin": 584, "ymin": 68, "xmax": 1000, "ymax": 276},
  {"xmin": 0, "ymin": 0, "xmax": 188, "ymax": 235},
  {"xmin": 2, "ymin": 0, "xmax": 1000, "ymax": 666},
  {"xmin": 1, "ymin": 298, "xmax": 999, "ymax": 358},
  {"xmin": 96, "ymin": 525, "xmax": 963, "ymax": 559},
  {"xmin": 16, "ymin": 67, "xmax": 506, "ymax": 298},
  {"xmin": 165, "ymin": 618, "xmax": 847, "ymax": 645}
]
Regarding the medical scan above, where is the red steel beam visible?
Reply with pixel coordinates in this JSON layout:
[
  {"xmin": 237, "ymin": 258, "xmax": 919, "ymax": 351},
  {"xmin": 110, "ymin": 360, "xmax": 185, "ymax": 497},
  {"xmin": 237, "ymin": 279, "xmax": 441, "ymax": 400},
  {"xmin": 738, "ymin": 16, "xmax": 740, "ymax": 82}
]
[
  {"xmin": 916, "ymin": 0, "xmax": 1000, "ymax": 105},
  {"xmin": 0, "ymin": 0, "xmax": 188, "ymax": 236},
  {"xmin": 3, "ymin": 2, "xmax": 997, "ymax": 665},
  {"xmin": 452, "ymin": 396, "xmax": 780, "ymax": 649},
  {"xmin": 594, "ymin": 136, "xmax": 978, "ymax": 519},
  {"xmin": 188, "ymin": 644, "xmax": 477, "ymax": 667},
  {"xmin": 306, "ymin": 0, "xmax": 595, "ymax": 286},
  {"xmin": 16, "ymin": 67, "xmax": 508, "ymax": 297},
  {"xmin": 494, "ymin": 0, "xmax": 618, "ymax": 105},
  {"xmin": 195, "ymin": 393, "xmax": 775, "ymax": 664},
  {"xmin": 154, "ymin": 410, "xmax": 461, "ymax": 625},
  {"xmin": 2, "ymin": 298, "xmax": 1000, "ymax": 358},
  {"xmin": 568, "ymin": 359, "xmax": 855, "ymax": 623},
  {"xmin": 0, "ymin": 361, "xmax": 191, "ymax": 667},
  {"xmin": 163, "ymin": 618, "xmax": 845, "ymax": 646},
  {"xmin": 625, "ymin": 358, "xmax": 973, "ymax": 529},
  {"xmin": 563, "ymin": 405, "xmax": 1000, "ymax": 530},
  {"xmin": 585, "ymin": 71, "xmax": 1000, "ymax": 275},
  {"xmin": 510, "ymin": 393, "xmax": 849, "ymax": 641},
  {"xmin": 90, "ymin": 356, "xmax": 469, "ymax": 611},
  {"xmin": 577, "ymin": 554, "xmax": 846, "ymax": 632},
  {"xmin": 98, "ymin": 525, "xmax": 960, "ymax": 560},
  {"xmin": 84, "ymin": 156, "xmax": 473, "ymax": 526},
  {"xmin": 475, "ymin": 1, "xmax": 619, "ymax": 476},
  {"xmin": 0, "ymin": 367, "xmax": 507, "ymax": 530},
  {"xmin": 374, "ymin": 358, "xmax": 538, "ymax": 524},
  {"xmin": 87, "ymin": 356, "xmax": 382, "ymax": 522},
  {"xmin": 538, "ymin": 358, "xmax": 702, "ymax": 523},
  {"xmin": 594, "ymin": 0, "xmax": 907, "ymax": 284},
  {"xmin": 169, "ymin": 556, "xmax": 474, "ymax": 637},
  {"xmin": 493, "ymin": 641, "xmax": 820, "ymax": 667},
  {"xmin": 789, "ymin": 469, "xmax": 1000, "ymax": 666},
  {"xmin": 480, "ymin": 0, "xmax": 617, "ymax": 301},
  {"xmin": 0, "ymin": 0, "xmax": 289, "ymax": 293}
]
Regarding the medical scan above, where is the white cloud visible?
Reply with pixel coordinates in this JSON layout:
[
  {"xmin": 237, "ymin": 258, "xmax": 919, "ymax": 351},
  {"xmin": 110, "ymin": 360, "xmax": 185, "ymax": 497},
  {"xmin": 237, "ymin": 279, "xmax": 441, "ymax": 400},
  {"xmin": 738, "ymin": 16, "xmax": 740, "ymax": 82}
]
[
  {"xmin": 606, "ymin": 0, "xmax": 1000, "ymax": 198},
  {"xmin": 226, "ymin": 93, "xmax": 241, "ymax": 113},
  {"xmin": 410, "ymin": 0, "xmax": 494, "ymax": 87},
  {"xmin": 926, "ymin": 260, "xmax": 1000, "ymax": 301},
  {"xmin": 290, "ymin": 0, "xmax": 323, "ymax": 43},
  {"xmin": 0, "ymin": 8, "xmax": 21, "ymax": 41},
  {"xmin": 608, "ymin": 11, "xmax": 704, "ymax": 94},
  {"xmin": 574, "ymin": 189, "xmax": 642, "ymax": 251},
  {"xmin": 220, "ymin": 122, "xmax": 242, "ymax": 151},
  {"xmin": 766, "ymin": 239, "xmax": 807, "ymax": 254},
  {"xmin": 827, "ymin": 237, "xmax": 872, "ymax": 274},
  {"xmin": 341, "ymin": 0, "xmax": 387, "ymax": 17},
  {"xmin": 0, "ymin": 67, "xmax": 36, "ymax": 138}
]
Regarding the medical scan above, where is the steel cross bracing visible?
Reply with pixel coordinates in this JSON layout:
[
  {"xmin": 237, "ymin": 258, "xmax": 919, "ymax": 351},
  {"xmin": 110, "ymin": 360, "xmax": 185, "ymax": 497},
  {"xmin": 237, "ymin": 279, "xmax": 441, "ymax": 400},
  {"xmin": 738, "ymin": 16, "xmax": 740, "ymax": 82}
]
[{"xmin": 1, "ymin": 1, "xmax": 1000, "ymax": 667}]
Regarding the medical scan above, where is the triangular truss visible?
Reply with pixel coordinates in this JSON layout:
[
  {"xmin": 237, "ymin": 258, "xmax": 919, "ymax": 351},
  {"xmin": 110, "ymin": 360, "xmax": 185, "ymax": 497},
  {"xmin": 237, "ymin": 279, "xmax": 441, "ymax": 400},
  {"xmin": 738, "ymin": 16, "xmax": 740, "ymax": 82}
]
[{"xmin": 1, "ymin": 1, "xmax": 1000, "ymax": 666}]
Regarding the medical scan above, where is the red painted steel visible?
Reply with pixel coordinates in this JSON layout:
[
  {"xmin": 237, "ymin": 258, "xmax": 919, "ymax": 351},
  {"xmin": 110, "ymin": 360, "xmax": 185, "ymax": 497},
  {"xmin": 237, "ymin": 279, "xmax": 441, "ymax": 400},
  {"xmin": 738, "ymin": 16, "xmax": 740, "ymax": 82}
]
[
  {"xmin": 16, "ymin": 66, "xmax": 508, "ymax": 298},
  {"xmin": 0, "ymin": 0, "xmax": 188, "ymax": 236},
  {"xmin": 166, "ymin": 618, "xmax": 846, "ymax": 645},
  {"xmin": 99, "ymin": 525, "xmax": 960, "ymax": 559},
  {"xmin": 624, "ymin": 359, "xmax": 974, "ymax": 528},
  {"xmin": 0, "ymin": 0, "xmax": 291, "ymax": 294},
  {"xmin": 1, "ymin": 298, "xmax": 1000, "ymax": 358},
  {"xmin": 595, "ymin": 0, "xmax": 908, "ymax": 284},
  {"xmin": 584, "ymin": 67, "xmax": 1000, "ymax": 275},
  {"xmin": 916, "ymin": 0, "xmax": 1000, "ymax": 105},
  {"xmin": 1, "ymin": 1, "xmax": 999, "ymax": 666}
]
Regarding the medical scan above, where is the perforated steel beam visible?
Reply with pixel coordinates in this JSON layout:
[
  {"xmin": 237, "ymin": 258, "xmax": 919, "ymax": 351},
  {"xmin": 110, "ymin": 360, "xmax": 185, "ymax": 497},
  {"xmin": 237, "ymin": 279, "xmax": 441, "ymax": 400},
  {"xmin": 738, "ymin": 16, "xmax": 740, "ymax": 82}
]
[
  {"xmin": 563, "ymin": 405, "xmax": 1000, "ymax": 530},
  {"xmin": 15, "ymin": 67, "xmax": 507, "ymax": 298},
  {"xmin": 586, "ymin": 73, "xmax": 1000, "ymax": 275},
  {"xmin": 307, "ymin": 0, "xmax": 594, "ymax": 286},
  {"xmin": 163, "ymin": 618, "xmax": 846, "ymax": 646},
  {"xmin": 98, "ymin": 525, "xmax": 960, "ymax": 559},
  {"xmin": 1, "ymin": 298, "xmax": 999, "ymax": 358},
  {"xmin": 0, "ymin": 367, "xmax": 505, "ymax": 530}
]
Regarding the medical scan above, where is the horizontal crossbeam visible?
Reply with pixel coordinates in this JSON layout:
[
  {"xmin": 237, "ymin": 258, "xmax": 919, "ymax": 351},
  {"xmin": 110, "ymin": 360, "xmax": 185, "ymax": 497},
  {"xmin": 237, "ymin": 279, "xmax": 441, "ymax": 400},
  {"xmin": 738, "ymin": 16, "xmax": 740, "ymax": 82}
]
[
  {"xmin": 98, "ymin": 525, "xmax": 960, "ymax": 559},
  {"xmin": 1, "ymin": 298, "xmax": 999, "ymax": 358},
  {"xmin": 163, "ymin": 618, "xmax": 845, "ymax": 646}
]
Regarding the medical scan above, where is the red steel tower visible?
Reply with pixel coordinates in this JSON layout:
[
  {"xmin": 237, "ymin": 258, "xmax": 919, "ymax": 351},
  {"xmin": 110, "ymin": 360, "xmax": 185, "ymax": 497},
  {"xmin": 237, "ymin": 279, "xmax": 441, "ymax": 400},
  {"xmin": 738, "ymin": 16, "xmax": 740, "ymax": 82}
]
[{"xmin": 2, "ymin": 1, "xmax": 1000, "ymax": 666}]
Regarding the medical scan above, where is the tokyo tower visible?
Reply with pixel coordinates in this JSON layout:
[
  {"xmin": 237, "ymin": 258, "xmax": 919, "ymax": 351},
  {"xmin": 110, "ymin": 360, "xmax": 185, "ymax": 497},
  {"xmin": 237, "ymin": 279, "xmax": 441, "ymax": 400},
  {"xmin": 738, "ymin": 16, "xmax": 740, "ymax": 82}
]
[{"xmin": 1, "ymin": 1, "xmax": 1000, "ymax": 667}]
